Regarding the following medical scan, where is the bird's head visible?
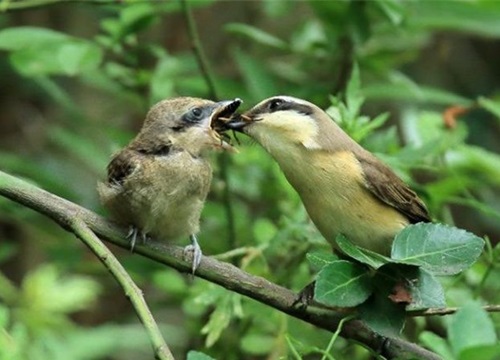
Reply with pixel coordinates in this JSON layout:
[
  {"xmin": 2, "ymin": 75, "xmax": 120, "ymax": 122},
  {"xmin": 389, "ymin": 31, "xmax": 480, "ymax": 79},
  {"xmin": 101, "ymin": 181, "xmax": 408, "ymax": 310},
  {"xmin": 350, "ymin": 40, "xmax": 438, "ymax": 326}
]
[
  {"xmin": 136, "ymin": 97, "xmax": 242, "ymax": 155},
  {"xmin": 225, "ymin": 96, "xmax": 344, "ymax": 153}
]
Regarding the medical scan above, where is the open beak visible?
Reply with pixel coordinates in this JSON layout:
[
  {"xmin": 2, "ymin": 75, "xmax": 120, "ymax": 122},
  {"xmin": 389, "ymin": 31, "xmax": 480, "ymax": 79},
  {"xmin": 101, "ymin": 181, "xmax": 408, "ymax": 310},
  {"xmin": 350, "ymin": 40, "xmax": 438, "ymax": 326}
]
[{"xmin": 210, "ymin": 98, "xmax": 243, "ymax": 150}]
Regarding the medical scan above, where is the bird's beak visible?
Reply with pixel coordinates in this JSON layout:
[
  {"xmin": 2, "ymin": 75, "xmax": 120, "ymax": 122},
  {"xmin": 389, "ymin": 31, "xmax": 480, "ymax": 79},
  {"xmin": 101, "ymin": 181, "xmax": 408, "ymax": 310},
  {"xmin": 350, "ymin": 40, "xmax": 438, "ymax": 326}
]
[
  {"xmin": 223, "ymin": 113, "xmax": 254, "ymax": 132},
  {"xmin": 210, "ymin": 98, "xmax": 243, "ymax": 151}
]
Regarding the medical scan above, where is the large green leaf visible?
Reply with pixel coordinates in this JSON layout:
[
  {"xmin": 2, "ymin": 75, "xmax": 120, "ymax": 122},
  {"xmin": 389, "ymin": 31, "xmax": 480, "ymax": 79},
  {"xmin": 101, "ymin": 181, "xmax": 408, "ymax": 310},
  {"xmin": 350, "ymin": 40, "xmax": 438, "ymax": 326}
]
[
  {"xmin": 391, "ymin": 223, "xmax": 484, "ymax": 276},
  {"xmin": 314, "ymin": 260, "xmax": 373, "ymax": 307},
  {"xmin": 335, "ymin": 234, "xmax": 389, "ymax": 269},
  {"xmin": 448, "ymin": 302, "xmax": 497, "ymax": 357}
]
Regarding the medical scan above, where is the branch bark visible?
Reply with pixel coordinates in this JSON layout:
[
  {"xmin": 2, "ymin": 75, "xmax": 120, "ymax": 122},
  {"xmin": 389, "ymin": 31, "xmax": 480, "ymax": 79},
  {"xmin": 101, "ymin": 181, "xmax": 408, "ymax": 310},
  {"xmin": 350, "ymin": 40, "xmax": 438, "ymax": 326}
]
[{"xmin": 0, "ymin": 170, "xmax": 441, "ymax": 360}]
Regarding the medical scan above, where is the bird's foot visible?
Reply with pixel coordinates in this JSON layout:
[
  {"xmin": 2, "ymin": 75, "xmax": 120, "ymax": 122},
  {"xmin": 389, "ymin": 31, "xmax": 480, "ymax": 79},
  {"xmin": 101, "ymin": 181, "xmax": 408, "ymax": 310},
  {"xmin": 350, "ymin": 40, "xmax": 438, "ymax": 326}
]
[
  {"xmin": 292, "ymin": 281, "xmax": 316, "ymax": 310},
  {"xmin": 183, "ymin": 234, "xmax": 203, "ymax": 274},
  {"xmin": 126, "ymin": 226, "xmax": 148, "ymax": 252}
]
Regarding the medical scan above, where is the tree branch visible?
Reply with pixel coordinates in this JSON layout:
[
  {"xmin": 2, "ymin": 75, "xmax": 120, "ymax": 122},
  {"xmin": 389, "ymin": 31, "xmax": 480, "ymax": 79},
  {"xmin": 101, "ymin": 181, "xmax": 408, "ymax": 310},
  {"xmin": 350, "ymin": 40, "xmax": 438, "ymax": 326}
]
[{"xmin": 0, "ymin": 170, "xmax": 441, "ymax": 360}]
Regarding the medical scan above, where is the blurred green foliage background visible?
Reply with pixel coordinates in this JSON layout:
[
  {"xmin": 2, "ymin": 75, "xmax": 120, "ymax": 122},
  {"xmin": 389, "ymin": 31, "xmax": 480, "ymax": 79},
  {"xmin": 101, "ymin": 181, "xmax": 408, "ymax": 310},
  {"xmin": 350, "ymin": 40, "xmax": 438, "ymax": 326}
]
[{"xmin": 0, "ymin": 0, "xmax": 499, "ymax": 359}]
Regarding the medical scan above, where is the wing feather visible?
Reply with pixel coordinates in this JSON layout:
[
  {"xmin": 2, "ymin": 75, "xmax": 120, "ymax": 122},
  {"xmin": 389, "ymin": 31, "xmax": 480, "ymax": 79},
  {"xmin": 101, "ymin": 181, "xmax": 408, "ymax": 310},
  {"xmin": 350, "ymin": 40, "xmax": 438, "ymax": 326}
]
[{"xmin": 357, "ymin": 153, "xmax": 431, "ymax": 224}]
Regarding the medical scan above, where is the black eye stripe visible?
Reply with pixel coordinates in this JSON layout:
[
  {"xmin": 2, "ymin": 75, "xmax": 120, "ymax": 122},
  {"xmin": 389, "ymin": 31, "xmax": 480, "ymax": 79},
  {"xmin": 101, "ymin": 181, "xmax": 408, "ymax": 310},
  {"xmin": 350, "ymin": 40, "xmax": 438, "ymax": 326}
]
[
  {"xmin": 268, "ymin": 99, "xmax": 283, "ymax": 111},
  {"xmin": 265, "ymin": 99, "xmax": 313, "ymax": 116}
]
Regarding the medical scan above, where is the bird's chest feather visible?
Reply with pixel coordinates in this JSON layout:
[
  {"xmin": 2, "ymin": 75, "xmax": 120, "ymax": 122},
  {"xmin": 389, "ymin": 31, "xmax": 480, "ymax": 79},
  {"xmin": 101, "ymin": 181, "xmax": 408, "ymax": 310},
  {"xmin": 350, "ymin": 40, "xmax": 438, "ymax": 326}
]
[
  {"xmin": 117, "ymin": 152, "xmax": 212, "ymax": 238},
  {"xmin": 132, "ymin": 153, "xmax": 211, "ymax": 200},
  {"xmin": 276, "ymin": 149, "xmax": 407, "ymax": 253}
]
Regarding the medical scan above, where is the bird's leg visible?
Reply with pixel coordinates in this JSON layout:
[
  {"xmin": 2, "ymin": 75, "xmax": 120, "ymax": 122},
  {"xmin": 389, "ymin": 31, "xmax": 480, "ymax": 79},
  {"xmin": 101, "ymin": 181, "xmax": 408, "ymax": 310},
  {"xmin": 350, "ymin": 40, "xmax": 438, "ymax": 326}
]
[
  {"xmin": 126, "ymin": 226, "xmax": 148, "ymax": 252},
  {"xmin": 184, "ymin": 234, "xmax": 203, "ymax": 274},
  {"xmin": 126, "ymin": 226, "xmax": 139, "ymax": 251}
]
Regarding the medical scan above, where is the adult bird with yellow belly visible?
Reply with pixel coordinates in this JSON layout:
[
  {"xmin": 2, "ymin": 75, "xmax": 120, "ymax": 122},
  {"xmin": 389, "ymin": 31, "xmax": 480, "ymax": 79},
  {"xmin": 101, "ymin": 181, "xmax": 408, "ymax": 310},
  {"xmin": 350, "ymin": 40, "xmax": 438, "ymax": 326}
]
[
  {"xmin": 98, "ymin": 97, "xmax": 242, "ymax": 273},
  {"xmin": 226, "ymin": 96, "xmax": 430, "ymax": 256}
]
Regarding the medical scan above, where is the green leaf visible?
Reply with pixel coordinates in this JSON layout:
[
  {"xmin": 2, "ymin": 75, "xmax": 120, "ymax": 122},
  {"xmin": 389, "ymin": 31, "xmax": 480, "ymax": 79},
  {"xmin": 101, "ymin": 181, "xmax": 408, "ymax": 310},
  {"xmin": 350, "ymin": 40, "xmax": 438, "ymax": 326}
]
[
  {"xmin": 363, "ymin": 82, "xmax": 472, "ymax": 106},
  {"xmin": 0, "ymin": 27, "xmax": 102, "ymax": 76},
  {"xmin": 10, "ymin": 41, "xmax": 102, "ymax": 76},
  {"xmin": 120, "ymin": 3, "xmax": 157, "ymax": 37},
  {"xmin": 314, "ymin": 260, "xmax": 373, "ymax": 307},
  {"xmin": 358, "ymin": 292, "xmax": 406, "ymax": 337},
  {"xmin": 374, "ymin": 264, "xmax": 445, "ymax": 310},
  {"xmin": 448, "ymin": 302, "xmax": 497, "ymax": 357},
  {"xmin": 225, "ymin": 23, "xmax": 288, "ymax": 50},
  {"xmin": 252, "ymin": 218, "xmax": 278, "ymax": 244},
  {"xmin": 406, "ymin": 268, "xmax": 445, "ymax": 310},
  {"xmin": 408, "ymin": 1, "xmax": 500, "ymax": 38},
  {"xmin": 344, "ymin": 64, "xmax": 364, "ymax": 120},
  {"xmin": 0, "ymin": 27, "xmax": 67, "ymax": 50},
  {"xmin": 478, "ymin": 96, "xmax": 500, "ymax": 120},
  {"xmin": 241, "ymin": 334, "xmax": 275, "ymax": 355},
  {"xmin": 373, "ymin": 0, "xmax": 406, "ymax": 25},
  {"xmin": 187, "ymin": 351, "xmax": 216, "ymax": 360},
  {"xmin": 391, "ymin": 223, "xmax": 485, "ymax": 276},
  {"xmin": 59, "ymin": 42, "xmax": 102, "ymax": 75},
  {"xmin": 201, "ymin": 293, "xmax": 242, "ymax": 347},
  {"xmin": 448, "ymin": 144, "xmax": 500, "ymax": 187},
  {"xmin": 21, "ymin": 265, "xmax": 100, "ymax": 314},
  {"xmin": 459, "ymin": 345, "xmax": 500, "ymax": 360},
  {"xmin": 335, "ymin": 234, "xmax": 389, "ymax": 269},
  {"xmin": 419, "ymin": 331, "xmax": 454, "ymax": 360},
  {"xmin": 149, "ymin": 55, "xmax": 179, "ymax": 103},
  {"xmin": 0, "ymin": 305, "xmax": 9, "ymax": 328},
  {"xmin": 306, "ymin": 251, "xmax": 339, "ymax": 272}
]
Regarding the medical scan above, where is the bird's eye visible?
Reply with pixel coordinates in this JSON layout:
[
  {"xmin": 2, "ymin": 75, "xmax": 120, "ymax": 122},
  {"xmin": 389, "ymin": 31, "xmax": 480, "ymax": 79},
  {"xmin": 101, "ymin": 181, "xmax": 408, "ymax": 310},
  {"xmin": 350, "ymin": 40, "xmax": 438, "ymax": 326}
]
[
  {"xmin": 183, "ymin": 107, "xmax": 205, "ymax": 123},
  {"xmin": 268, "ymin": 99, "xmax": 284, "ymax": 112},
  {"xmin": 191, "ymin": 107, "xmax": 203, "ymax": 118}
]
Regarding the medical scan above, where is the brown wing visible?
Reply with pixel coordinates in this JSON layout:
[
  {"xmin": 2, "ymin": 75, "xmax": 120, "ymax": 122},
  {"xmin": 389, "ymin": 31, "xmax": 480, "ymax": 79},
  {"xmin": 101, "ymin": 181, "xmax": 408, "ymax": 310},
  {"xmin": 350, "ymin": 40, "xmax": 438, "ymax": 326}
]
[
  {"xmin": 107, "ymin": 139, "xmax": 173, "ymax": 186},
  {"xmin": 357, "ymin": 153, "xmax": 431, "ymax": 223},
  {"xmin": 107, "ymin": 150, "xmax": 139, "ymax": 186}
]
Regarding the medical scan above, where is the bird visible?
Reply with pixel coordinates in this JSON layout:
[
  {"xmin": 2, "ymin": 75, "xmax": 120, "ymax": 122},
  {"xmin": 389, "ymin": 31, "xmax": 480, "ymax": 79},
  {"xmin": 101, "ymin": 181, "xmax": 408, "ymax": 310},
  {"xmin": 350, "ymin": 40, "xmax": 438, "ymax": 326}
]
[
  {"xmin": 98, "ymin": 97, "xmax": 242, "ymax": 273},
  {"xmin": 226, "ymin": 96, "xmax": 430, "ymax": 256}
]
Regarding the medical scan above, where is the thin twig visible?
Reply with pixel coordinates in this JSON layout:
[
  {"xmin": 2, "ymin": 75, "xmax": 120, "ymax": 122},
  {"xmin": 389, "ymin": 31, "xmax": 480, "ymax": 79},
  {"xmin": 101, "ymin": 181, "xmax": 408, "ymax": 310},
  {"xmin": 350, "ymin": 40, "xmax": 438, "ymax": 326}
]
[
  {"xmin": 179, "ymin": 0, "xmax": 217, "ymax": 99},
  {"xmin": 71, "ymin": 219, "xmax": 175, "ymax": 360},
  {"xmin": 409, "ymin": 304, "xmax": 500, "ymax": 317},
  {"xmin": 0, "ymin": 170, "xmax": 443, "ymax": 360},
  {"xmin": 179, "ymin": 0, "xmax": 238, "ymax": 250}
]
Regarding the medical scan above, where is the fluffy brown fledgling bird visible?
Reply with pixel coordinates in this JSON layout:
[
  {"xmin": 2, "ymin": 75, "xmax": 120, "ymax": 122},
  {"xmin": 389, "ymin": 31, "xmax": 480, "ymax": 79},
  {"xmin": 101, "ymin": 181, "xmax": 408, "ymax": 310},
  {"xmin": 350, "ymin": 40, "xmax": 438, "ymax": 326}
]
[
  {"xmin": 227, "ymin": 96, "xmax": 430, "ymax": 256},
  {"xmin": 98, "ymin": 97, "xmax": 242, "ymax": 272}
]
